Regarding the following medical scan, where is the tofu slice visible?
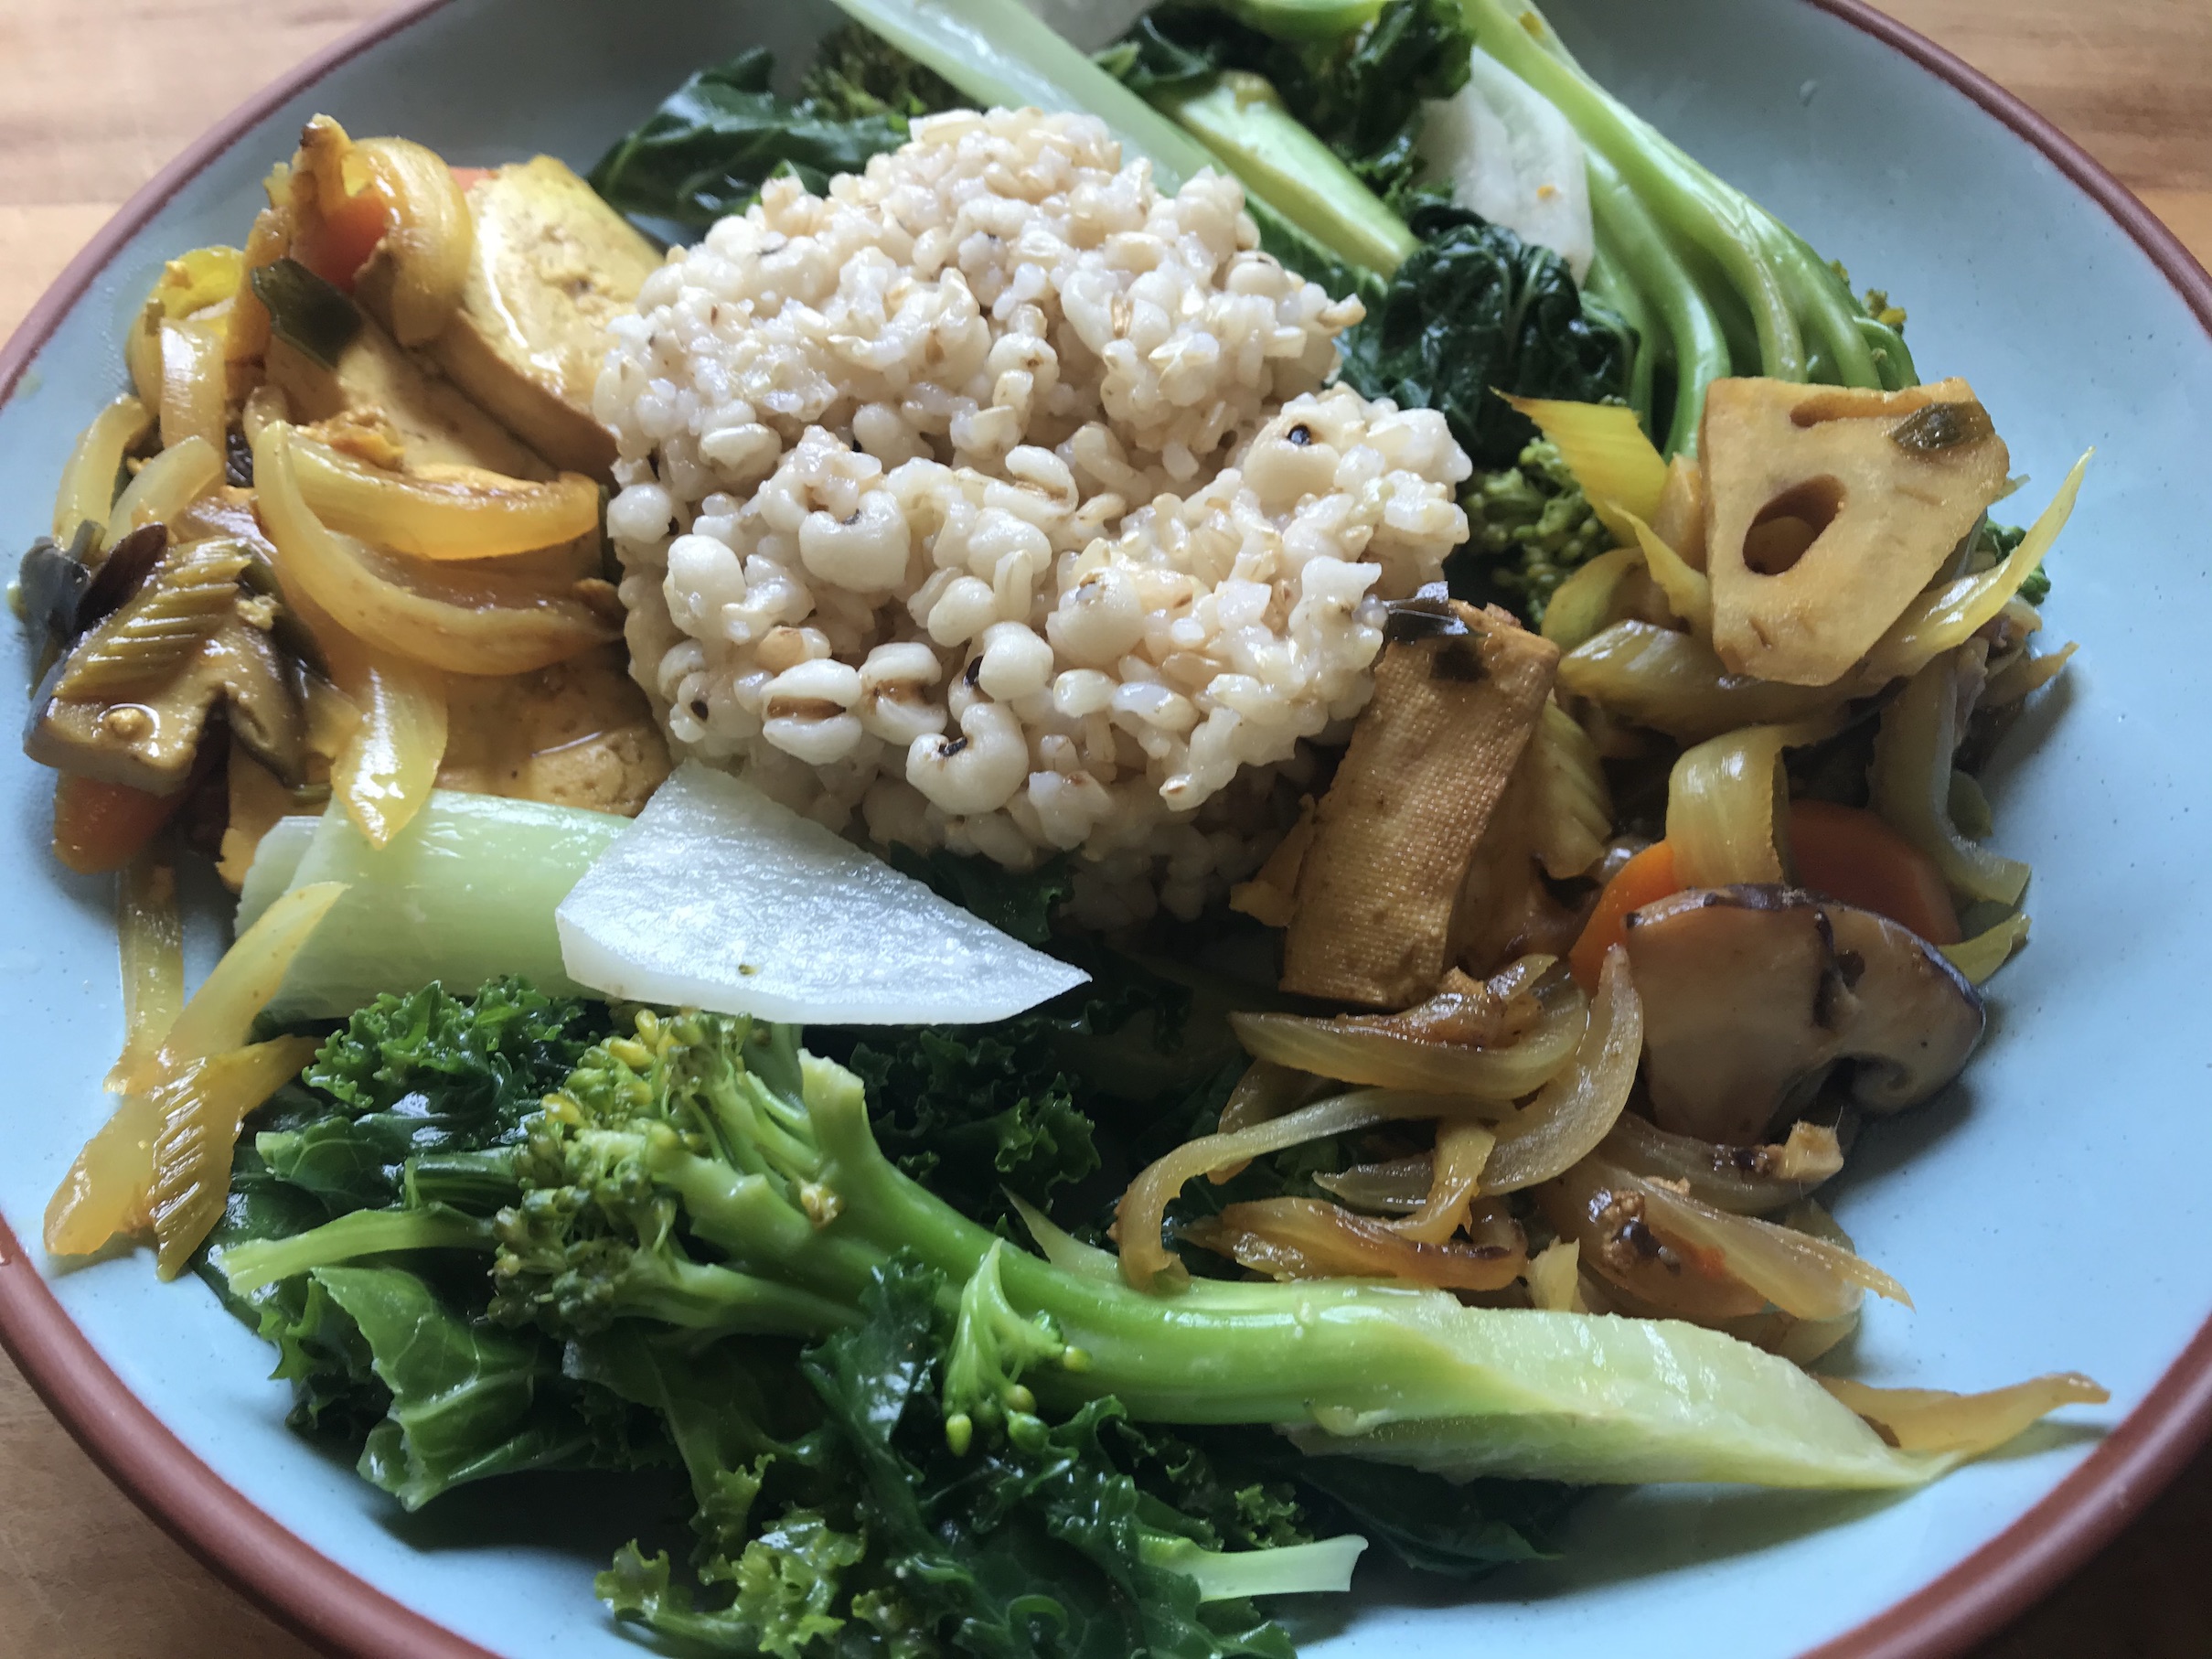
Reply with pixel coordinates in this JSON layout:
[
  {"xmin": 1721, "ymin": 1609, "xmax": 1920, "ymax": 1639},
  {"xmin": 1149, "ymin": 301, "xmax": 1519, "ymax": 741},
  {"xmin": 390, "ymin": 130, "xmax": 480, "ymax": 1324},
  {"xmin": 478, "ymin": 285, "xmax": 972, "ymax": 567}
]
[
  {"xmin": 1282, "ymin": 598, "xmax": 1560, "ymax": 1008},
  {"xmin": 266, "ymin": 313, "xmax": 552, "ymax": 479},
  {"xmin": 431, "ymin": 157, "xmax": 662, "ymax": 479}
]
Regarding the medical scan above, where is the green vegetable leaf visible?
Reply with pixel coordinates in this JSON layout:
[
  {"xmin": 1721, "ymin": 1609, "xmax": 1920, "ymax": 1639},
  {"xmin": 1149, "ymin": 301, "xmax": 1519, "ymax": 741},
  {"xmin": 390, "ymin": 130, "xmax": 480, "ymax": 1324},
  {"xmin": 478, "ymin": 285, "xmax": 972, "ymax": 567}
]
[
  {"xmin": 1339, "ymin": 203, "xmax": 1634, "ymax": 469},
  {"xmin": 313, "ymin": 1265, "xmax": 664, "ymax": 1509},
  {"xmin": 883, "ymin": 844, "xmax": 1073, "ymax": 947},
  {"xmin": 590, "ymin": 47, "xmax": 913, "ymax": 230}
]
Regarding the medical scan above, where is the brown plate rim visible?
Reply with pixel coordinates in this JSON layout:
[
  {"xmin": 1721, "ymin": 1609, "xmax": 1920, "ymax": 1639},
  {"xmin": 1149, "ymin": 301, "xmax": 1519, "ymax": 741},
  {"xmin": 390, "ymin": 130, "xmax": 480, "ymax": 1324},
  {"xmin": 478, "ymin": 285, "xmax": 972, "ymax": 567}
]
[{"xmin": 1, "ymin": 3, "xmax": 2208, "ymax": 1657}]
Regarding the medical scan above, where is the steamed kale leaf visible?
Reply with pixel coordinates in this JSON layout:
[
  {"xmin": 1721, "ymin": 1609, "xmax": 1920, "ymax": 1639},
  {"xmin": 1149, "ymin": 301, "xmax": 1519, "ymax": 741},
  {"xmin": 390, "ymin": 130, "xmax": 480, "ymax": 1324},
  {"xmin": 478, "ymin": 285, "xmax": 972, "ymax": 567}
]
[
  {"xmin": 1338, "ymin": 203, "xmax": 1633, "ymax": 468},
  {"xmin": 260, "ymin": 979, "xmax": 607, "ymax": 1214},
  {"xmin": 590, "ymin": 47, "xmax": 913, "ymax": 230}
]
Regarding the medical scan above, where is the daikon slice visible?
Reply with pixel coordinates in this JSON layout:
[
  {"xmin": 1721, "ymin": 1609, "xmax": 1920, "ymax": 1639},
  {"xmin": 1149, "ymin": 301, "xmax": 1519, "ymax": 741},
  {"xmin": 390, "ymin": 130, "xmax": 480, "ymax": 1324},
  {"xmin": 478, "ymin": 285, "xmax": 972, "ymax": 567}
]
[
  {"xmin": 1418, "ymin": 47, "xmax": 1595, "ymax": 284},
  {"xmin": 556, "ymin": 763, "xmax": 1087, "ymax": 1023}
]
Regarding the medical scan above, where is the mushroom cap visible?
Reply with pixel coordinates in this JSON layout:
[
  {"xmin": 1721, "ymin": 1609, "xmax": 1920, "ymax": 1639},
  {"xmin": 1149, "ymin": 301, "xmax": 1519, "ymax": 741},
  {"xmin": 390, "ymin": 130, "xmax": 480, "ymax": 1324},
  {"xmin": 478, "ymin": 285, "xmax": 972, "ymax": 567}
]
[{"xmin": 1622, "ymin": 884, "xmax": 1984, "ymax": 1145}]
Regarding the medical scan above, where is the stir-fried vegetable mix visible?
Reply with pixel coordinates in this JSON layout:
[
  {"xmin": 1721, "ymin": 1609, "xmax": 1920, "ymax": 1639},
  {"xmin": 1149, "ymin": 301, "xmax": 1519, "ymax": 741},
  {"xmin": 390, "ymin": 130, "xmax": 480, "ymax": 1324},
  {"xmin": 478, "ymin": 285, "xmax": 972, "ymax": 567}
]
[{"xmin": 16, "ymin": 1, "xmax": 2101, "ymax": 1654}]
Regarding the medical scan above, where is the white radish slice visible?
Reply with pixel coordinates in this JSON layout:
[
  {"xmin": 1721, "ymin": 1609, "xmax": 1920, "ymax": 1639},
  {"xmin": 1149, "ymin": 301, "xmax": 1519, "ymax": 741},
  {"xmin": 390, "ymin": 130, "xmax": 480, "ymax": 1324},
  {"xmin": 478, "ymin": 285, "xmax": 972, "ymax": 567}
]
[
  {"xmin": 556, "ymin": 763, "xmax": 1088, "ymax": 1023},
  {"xmin": 1419, "ymin": 47, "xmax": 1596, "ymax": 284}
]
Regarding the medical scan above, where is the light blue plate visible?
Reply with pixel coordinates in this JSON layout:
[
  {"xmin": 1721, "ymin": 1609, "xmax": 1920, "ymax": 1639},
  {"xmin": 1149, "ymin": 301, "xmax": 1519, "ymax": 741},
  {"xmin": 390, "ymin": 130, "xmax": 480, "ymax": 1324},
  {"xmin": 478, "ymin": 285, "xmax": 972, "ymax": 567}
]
[{"xmin": 2, "ymin": 2, "xmax": 2207, "ymax": 1655}]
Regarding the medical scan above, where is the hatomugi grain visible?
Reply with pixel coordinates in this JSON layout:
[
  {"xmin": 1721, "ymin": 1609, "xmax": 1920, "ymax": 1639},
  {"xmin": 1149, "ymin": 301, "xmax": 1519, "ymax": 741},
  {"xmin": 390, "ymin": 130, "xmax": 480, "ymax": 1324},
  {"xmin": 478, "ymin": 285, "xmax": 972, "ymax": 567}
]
[{"xmin": 598, "ymin": 108, "xmax": 1471, "ymax": 925}]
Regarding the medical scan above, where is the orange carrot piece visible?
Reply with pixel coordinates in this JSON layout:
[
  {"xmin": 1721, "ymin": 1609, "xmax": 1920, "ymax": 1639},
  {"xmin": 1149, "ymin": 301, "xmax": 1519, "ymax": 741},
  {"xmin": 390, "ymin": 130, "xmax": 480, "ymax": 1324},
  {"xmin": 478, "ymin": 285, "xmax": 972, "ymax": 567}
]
[
  {"xmin": 447, "ymin": 166, "xmax": 494, "ymax": 190},
  {"xmin": 1568, "ymin": 840, "xmax": 1679, "ymax": 991},
  {"xmin": 294, "ymin": 186, "xmax": 390, "ymax": 292},
  {"xmin": 1787, "ymin": 800, "xmax": 1961, "ymax": 946},
  {"xmin": 51, "ymin": 775, "xmax": 181, "ymax": 875}
]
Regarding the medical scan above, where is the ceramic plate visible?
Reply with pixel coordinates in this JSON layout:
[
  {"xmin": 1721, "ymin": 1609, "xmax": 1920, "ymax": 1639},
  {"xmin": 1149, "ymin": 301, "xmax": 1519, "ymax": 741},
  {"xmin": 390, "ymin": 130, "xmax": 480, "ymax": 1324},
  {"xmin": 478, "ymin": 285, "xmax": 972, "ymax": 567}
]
[{"xmin": 3, "ymin": 2, "xmax": 2208, "ymax": 1655}]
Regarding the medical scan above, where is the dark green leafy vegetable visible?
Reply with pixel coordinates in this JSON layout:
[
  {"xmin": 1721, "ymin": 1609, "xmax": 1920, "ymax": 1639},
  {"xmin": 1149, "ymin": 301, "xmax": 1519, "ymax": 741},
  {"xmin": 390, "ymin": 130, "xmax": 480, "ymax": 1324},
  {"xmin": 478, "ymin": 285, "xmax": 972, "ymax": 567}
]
[
  {"xmin": 255, "ymin": 979, "xmax": 606, "ymax": 1214},
  {"xmin": 883, "ymin": 844, "xmax": 1073, "ymax": 947},
  {"xmin": 1338, "ymin": 203, "xmax": 1633, "ymax": 469},
  {"xmin": 589, "ymin": 48, "xmax": 913, "ymax": 230},
  {"xmin": 1101, "ymin": 0, "xmax": 1474, "ymax": 209},
  {"xmin": 250, "ymin": 258, "xmax": 361, "ymax": 369},
  {"xmin": 798, "ymin": 22, "xmax": 966, "ymax": 120}
]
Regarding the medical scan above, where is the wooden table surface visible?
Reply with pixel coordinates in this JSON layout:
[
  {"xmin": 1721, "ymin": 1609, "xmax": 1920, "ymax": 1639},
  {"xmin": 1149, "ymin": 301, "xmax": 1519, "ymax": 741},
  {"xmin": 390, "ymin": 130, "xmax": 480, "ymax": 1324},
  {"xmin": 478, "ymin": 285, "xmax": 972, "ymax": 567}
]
[{"xmin": 3, "ymin": 2, "xmax": 2210, "ymax": 1655}]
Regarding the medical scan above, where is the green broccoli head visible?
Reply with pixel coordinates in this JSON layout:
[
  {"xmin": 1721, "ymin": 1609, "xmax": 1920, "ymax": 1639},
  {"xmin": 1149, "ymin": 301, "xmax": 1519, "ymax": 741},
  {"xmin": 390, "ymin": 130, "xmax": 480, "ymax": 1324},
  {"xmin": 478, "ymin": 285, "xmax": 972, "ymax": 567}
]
[
  {"xmin": 1457, "ymin": 438, "xmax": 1611, "ymax": 625},
  {"xmin": 798, "ymin": 23, "xmax": 967, "ymax": 121}
]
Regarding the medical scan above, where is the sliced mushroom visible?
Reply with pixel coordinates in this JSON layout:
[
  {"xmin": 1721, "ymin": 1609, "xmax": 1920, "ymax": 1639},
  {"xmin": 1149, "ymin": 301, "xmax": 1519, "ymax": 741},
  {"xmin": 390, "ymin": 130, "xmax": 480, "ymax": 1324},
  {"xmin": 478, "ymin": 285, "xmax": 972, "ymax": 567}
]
[
  {"xmin": 1622, "ymin": 885, "xmax": 1983, "ymax": 1144},
  {"xmin": 24, "ymin": 537, "xmax": 308, "ymax": 793}
]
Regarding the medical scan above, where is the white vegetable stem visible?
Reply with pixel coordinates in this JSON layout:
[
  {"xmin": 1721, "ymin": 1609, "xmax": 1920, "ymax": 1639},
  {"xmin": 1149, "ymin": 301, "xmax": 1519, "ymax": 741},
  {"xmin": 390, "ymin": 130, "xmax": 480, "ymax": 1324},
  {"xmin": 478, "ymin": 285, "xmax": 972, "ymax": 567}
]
[
  {"xmin": 557, "ymin": 764, "xmax": 1088, "ymax": 1024},
  {"xmin": 1418, "ymin": 47, "xmax": 1596, "ymax": 283}
]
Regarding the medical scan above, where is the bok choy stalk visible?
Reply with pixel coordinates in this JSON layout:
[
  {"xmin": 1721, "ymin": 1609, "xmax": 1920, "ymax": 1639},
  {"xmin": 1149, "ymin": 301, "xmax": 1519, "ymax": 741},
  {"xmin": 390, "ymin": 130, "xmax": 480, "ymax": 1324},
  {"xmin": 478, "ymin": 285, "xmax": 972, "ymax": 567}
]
[
  {"xmin": 482, "ymin": 1004, "xmax": 1980, "ymax": 1490},
  {"xmin": 1457, "ymin": 0, "xmax": 1918, "ymax": 452}
]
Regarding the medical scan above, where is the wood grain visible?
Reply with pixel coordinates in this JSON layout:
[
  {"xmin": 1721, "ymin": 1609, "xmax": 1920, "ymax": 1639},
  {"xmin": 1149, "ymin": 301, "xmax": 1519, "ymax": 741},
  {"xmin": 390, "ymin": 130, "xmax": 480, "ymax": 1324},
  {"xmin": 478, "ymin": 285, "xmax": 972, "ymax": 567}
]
[{"xmin": 0, "ymin": 2, "xmax": 2207, "ymax": 1656}]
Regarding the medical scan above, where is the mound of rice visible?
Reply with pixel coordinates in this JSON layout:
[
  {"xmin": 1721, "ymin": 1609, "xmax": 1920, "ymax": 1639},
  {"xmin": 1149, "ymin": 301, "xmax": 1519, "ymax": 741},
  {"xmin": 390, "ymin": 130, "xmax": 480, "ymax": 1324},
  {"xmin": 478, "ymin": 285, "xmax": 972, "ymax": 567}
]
[{"xmin": 598, "ymin": 107, "xmax": 1471, "ymax": 925}]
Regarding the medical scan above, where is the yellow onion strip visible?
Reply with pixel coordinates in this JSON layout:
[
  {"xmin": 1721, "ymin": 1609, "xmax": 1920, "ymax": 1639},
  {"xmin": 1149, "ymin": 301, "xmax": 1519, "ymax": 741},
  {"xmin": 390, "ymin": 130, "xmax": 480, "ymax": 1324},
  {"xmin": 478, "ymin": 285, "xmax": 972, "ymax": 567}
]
[
  {"xmin": 107, "ymin": 434, "xmax": 222, "ymax": 541},
  {"xmin": 53, "ymin": 394, "xmax": 155, "ymax": 544},
  {"xmin": 1859, "ymin": 453, "xmax": 2089, "ymax": 688},
  {"xmin": 1625, "ymin": 513, "xmax": 1712, "ymax": 639},
  {"xmin": 1209, "ymin": 1061, "xmax": 1323, "ymax": 1183},
  {"xmin": 126, "ymin": 248, "xmax": 244, "ymax": 411},
  {"xmin": 1540, "ymin": 545, "xmax": 1642, "ymax": 653},
  {"xmin": 112, "ymin": 880, "xmax": 347, "ymax": 1093},
  {"xmin": 1539, "ymin": 1161, "xmax": 1772, "ymax": 1322},
  {"xmin": 105, "ymin": 857, "xmax": 184, "ymax": 1093},
  {"xmin": 1819, "ymin": 1374, "xmax": 2107, "ymax": 1461},
  {"xmin": 1479, "ymin": 947, "xmax": 1642, "ymax": 1193},
  {"xmin": 253, "ymin": 423, "xmax": 617, "ymax": 676},
  {"xmin": 1503, "ymin": 395, "xmax": 1666, "ymax": 543},
  {"xmin": 159, "ymin": 319, "xmax": 229, "ymax": 455},
  {"xmin": 291, "ymin": 437, "xmax": 601, "ymax": 561},
  {"xmin": 1872, "ymin": 649, "xmax": 2030, "ymax": 905},
  {"xmin": 1601, "ymin": 1112, "xmax": 1843, "ymax": 1215},
  {"xmin": 148, "ymin": 1037, "xmax": 321, "ymax": 1278},
  {"xmin": 1183, "ymin": 1197, "xmax": 1526, "ymax": 1292},
  {"xmin": 1558, "ymin": 621, "xmax": 1842, "ymax": 744},
  {"xmin": 1524, "ymin": 1239, "xmax": 1582, "ymax": 1312},
  {"xmin": 1589, "ymin": 1156, "xmax": 1908, "ymax": 1321},
  {"xmin": 1116, "ymin": 1088, "xmax": 1474, "ymax": 1290},
  {"xmin": 1229, "ymin": 972, "xmax": 1586, "ymax": 1102},
  {"xmin": 54, "ymin": 883, "xmax": 345, "ymax": 1256},
  {"xmin": 330, "ymin": 645, "xmax": 448, "ymax": 847},
  {"xmin": 1941, "ymin": 913, "xmax": 2031, "ymax": 985},
  {"xmin": 1985, "ymin": 641, "xmax": 2077, "ymax": 706},
  {"xmin": 1315, "ymin": 1155, "xmax": 1432, "ymax": 1213},
  {"xmin": 1665, "ymin": 712, "xmax": 1843, "ymax": 888},
  {"xmin": 353, "ymin": 136, "xmax": 475, "ymax": 346},
  {"xmin": 1393, "ymin": 1122, "xmax": 1497, "ymax": 1245}
]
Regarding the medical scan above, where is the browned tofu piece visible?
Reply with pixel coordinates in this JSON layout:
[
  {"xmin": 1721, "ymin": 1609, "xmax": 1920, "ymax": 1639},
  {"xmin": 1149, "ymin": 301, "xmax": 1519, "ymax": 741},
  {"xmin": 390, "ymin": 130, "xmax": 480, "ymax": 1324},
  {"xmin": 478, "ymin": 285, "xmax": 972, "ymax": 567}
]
[
  {"xmin": 1282, "ymin": 599, "xmax": 1560, "ymax": 1008},
  {"xmin": 431, "ymin": 157, "xmax": 662, "ymax": 479},
  {"xmin": 267, "ymin": 313, "xmax": 553, "ymax": 479},
  {"xmin": 437, "ymin": 645, "xmax": 670, "ymax": 817}
]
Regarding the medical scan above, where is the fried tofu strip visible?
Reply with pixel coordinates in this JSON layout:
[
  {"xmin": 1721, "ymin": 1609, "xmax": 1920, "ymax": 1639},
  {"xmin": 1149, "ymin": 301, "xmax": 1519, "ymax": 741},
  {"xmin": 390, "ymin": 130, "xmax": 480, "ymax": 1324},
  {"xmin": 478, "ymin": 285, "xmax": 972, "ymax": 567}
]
[{"xmin": 1282, "ymin": 598, "xmax": 1560, "ymax": 1007}]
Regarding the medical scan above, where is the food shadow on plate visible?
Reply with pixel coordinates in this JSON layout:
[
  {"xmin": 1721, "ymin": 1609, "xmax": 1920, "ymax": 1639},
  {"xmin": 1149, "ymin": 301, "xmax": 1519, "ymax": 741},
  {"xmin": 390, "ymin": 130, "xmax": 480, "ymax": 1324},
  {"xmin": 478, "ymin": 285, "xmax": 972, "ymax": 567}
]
[
  {"xmin": 373, "ymin": 1461, "xmax": 689, "ymax": 1565},
  {"xmin": 1373, "ymin": 1482, "xmax": 1902, "ymax": 1610}
]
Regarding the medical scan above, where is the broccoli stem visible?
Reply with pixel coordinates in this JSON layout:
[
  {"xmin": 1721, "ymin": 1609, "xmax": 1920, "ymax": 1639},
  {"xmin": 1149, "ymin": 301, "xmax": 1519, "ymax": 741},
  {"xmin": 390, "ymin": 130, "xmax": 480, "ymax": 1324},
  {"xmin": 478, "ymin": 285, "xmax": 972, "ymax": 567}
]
[
  {"xmin": 623, "ymin": 1054, "xmax": 1950, "ymax": 1489},
  {"xmin": 219, "ymin": 1204, "xmax": 493, "ymax": 1294},
  {"xmin": 1139, "ymin": 1532, "xmax": 1368, "ymax": 1600}
]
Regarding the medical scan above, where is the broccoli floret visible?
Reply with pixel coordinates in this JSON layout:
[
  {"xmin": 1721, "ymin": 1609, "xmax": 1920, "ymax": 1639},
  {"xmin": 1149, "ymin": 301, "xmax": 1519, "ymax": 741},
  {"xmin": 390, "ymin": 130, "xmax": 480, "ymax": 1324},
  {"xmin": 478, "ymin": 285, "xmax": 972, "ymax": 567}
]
[
  {"xmin": 798, "ymin": 23, "xmax": 966, "ymax": 120},
  {"xmin": 1458, "ymin": 439, "xmax": 1609, "ymax": 625}
]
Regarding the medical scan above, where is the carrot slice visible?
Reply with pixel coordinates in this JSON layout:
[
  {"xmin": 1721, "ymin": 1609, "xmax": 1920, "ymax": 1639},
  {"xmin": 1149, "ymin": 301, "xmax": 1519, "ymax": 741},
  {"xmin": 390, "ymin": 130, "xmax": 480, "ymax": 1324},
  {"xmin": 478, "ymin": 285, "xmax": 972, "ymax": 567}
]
[
  {"xmin": 1787, "ymin": 800, "xmax": 1961, "ymax": 946},
  {"xmin": 1568, "ymin": 840, "xmax": 1679, "ymax": 991},
  {"xmin": 446, "ymin": 166, "xmax": 494, "ymax": 190},
  {"xmin": 52, "ymin": 774, "xmax": 181, "ymax": 875},
  {"xmin": 294, "ymin": 186, "xmax": 390, "ymax": 292}
]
